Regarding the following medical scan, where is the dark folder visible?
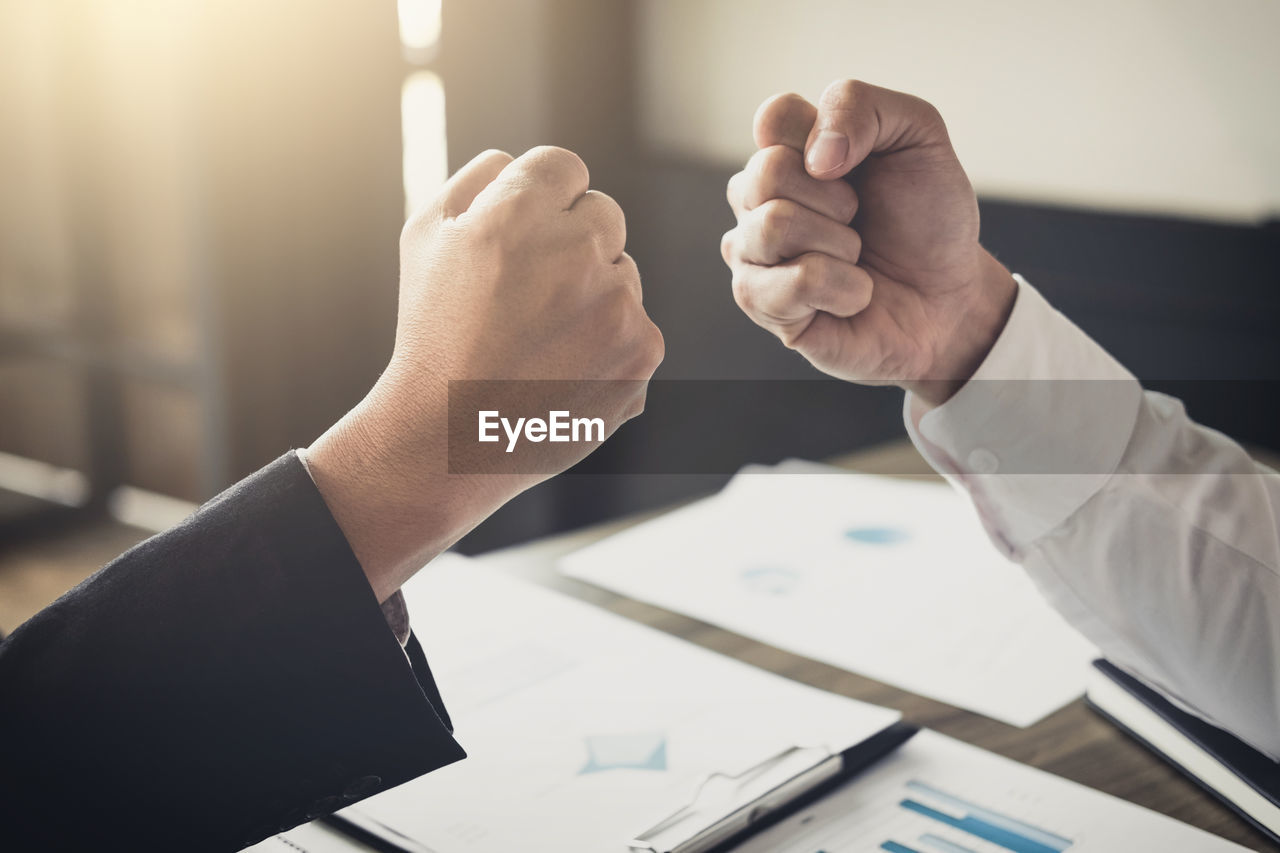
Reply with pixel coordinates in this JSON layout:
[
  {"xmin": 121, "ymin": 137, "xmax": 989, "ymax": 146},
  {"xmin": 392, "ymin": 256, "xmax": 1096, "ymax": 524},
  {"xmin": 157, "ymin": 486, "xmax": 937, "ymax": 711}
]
[{"xmin": 1085, "ymin": 659, "xmax": 1280, "ymax": 846}]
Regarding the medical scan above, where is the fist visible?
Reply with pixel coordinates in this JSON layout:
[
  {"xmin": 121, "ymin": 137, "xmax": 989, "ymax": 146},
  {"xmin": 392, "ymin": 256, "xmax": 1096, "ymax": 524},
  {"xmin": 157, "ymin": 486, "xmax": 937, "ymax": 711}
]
[
  {"xmin": 388, "ymin": 146, "xmax": 665, "ymax": 479},
  {"xmin": 721, "ymin": 80, "xmax": 1016, "ymax": 404},
  {"xmin": 394, "ymin": 147, "xmax": 662, "ymax": 389},
  {"xmin": 308, "ymin": 147, "xmax": 663, "ymax": 599}
]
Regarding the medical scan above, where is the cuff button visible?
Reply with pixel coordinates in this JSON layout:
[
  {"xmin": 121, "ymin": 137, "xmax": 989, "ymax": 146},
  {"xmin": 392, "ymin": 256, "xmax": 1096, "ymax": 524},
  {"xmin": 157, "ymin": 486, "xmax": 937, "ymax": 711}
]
[{"xmin": 967, "ymin": 448, "xmax": 1000, "ymax": 474}]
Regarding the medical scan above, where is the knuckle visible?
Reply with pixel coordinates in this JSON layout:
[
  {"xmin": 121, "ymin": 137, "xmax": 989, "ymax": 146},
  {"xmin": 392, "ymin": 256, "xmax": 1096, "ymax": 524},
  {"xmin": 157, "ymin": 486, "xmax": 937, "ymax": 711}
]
[
  {"xmin": 786, "ymin": 268, "xmax": 815, "ymax": 307},
  {"xmin": 642, "ymin": 320, "xmax": 665, "ymax": 370},
  {"xmin": 603, "ymin": 194, "xmax": 627, "ymax": 233},
  {"xmin": 915, "ymin": 94, "xmax": 943, "ymax": 122},
  {"xmin": 758, "ymin": 199, "xmax": 795, "ymax": 247},
  {"xmin": 752, "ymin": 145, "xmax": 799, "ymax": 198},
  {"xmin": 854, "ymin": 271, "xmax": 874, "ymax": 312},
  {"xmin": 615, "ymin": 251, "xmax": 640, "ymax": 281},
  {"xmin": 399, "ymin": 208, "xmax": 436, "ymax": 247},
  {"xmin": 847, "ymin": 228, "xmax": 863, "ymax": 260},
  {"xmin": 731, "ymin": 274, "xmax": 755, "ymax": 312},
  {"xmin": 587, "ymin": 193, "xmax": 626, "ymax": 251},
  {"xmin": 532, "ymin": 144, "xmax": 589, "ymax": 181},
  {"xmin": 794, "ymin": 253, "xmax": 829, "ymax": 295},
  {"xmin": 832, "ymin": 184, "xmax": 859, "ymax": 223},
  {"xmin": 726, "ymin": 172, "xmax": 745, "ymax": 210},
  {"xmin": 599, "ymin": 285, "xmax": 633, "ymax": 332},
  {"xmin": 762, "ymin": 92, "xmax": 810, "ymax": 120},
  {"xmin": 475, "ymin": 148, "xmax": 515, "ymax": 170},
  {"xmin": 720, "ymin": 229, "xmax": 738, "ymax": 264},
  {"xmin": 542, "ymin": 144, "xmax": 586, "ymax": 178}
]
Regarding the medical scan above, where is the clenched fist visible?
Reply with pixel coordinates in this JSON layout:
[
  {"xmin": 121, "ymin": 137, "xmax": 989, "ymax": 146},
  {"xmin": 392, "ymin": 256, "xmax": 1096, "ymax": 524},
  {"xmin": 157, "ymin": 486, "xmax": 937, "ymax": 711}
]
[
  {"xmin": 307, "ymin": 147, "xmax": 664, "ymax": 600},
  {"xmin": 721, "ymin": 80, "xmax": 1017, "ymax": 405}
]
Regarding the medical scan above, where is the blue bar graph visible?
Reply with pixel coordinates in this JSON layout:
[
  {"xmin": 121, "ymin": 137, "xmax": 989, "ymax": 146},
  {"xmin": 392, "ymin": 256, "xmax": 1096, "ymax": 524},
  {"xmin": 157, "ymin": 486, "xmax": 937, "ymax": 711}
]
[
  {"xmin": 919, "ymin": 834, "xmax": 979, "ymax": 853},
  {"xmin": 881, "ymin": 843, "xmax": 924, "ymax": 853},
  {"xmin": 899, "ymin": 780, "xmax": 1072, "ymax": 853}
]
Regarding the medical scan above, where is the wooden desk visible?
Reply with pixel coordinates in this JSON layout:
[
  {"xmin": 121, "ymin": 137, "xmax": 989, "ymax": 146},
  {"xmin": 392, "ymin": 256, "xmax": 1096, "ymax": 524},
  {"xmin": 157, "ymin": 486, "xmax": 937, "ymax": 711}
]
[{"xmin": 473, "ymin": 439, "xmax": 1279, "ymax": 852}]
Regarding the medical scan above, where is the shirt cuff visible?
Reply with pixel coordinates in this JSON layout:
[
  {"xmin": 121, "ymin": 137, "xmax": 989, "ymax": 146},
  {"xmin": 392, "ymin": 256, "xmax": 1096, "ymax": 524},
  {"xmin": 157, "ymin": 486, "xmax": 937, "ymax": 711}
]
[{"xmin": 904, "ymin": 275, "xmax": 1144, "ymax": 550}]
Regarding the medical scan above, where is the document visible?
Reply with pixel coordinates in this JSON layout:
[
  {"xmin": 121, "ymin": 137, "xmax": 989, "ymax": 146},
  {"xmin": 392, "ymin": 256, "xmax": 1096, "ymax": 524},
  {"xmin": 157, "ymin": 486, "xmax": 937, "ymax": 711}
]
[
  {"xmin": 338, "ymin": 554, "xmax": 901, "ymax": 853},
  {"xmin": 559, "ymin": 461, "xmax": 1097, "ymax": 727},
  {"xmin": 733, "ymin": 729, "xmax": 1248, "ymax": 852}
]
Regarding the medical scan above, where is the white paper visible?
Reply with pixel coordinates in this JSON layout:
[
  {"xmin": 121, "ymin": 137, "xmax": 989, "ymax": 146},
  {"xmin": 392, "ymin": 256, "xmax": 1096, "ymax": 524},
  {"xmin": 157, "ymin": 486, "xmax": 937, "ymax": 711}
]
[
  {"xmin": 734, "ymin": 729, "xmax": 1247, "ymax": 852},
  {"xmin": 342, "ymin": 554, "xmax": 901, "ymax": 853},
  {"xmin": 559, "ymin": 461, "xmax": 1098, "ymax": 727}
]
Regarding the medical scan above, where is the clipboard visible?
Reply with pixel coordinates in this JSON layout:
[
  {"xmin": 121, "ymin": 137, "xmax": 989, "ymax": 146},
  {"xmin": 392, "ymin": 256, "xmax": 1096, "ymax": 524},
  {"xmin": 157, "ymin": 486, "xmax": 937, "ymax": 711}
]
[
  {"xmin": 325, "ymin": 722, "xmax": 918, "ymax": 853},
  {"xmin": 628, "ymin": 722, "xmax": 919, "ymax": 853}
]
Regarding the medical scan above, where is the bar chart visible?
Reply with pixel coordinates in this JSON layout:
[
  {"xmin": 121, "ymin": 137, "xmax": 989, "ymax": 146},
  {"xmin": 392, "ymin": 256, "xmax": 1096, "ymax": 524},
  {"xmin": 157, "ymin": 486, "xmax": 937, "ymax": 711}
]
[
  {"xmin": 754, "ymin": 769, "xmax": 1077, "ymax": 853},
  {"xmin": 732, "ymin": 731, "xmax": 1240, "ymax": 853},
  {"xmin": 882, "ymin": 779, "xmax": 1073, "ymax": 853}
]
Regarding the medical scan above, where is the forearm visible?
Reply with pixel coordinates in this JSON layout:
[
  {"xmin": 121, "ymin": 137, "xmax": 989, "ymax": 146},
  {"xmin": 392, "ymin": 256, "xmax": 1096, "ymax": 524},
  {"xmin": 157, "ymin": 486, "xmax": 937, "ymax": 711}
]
[
  {"xmin": 907, "ymin": 276, "xmax": 1280, "ymax": 756},
  {"xmin": 1023, "ymin": 394, "xmax": 1280, "ymax": 757}
]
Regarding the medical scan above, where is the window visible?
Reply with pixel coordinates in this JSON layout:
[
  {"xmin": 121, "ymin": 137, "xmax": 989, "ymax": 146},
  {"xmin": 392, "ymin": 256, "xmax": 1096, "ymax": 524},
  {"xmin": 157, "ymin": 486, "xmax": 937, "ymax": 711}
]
[{"xmin": 398, "ymin": 0, "xmax": 447, "ymax": 218}]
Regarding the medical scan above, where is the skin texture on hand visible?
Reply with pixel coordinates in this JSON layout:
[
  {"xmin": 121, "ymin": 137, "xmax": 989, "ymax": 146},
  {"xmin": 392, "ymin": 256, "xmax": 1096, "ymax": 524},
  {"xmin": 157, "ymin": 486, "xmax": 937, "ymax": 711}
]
[
  {"xmin": 306, "ymin": 148, "xmax": 664, "ymax": 602},
  {"xmin": 721, "ymin": 80, "xmax": 1017, "ymax": 406}
]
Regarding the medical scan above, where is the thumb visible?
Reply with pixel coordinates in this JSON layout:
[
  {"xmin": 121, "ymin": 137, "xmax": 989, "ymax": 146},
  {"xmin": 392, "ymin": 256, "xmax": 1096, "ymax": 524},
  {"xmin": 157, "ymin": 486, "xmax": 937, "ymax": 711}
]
[
  {"xmin": 804, "ymin": 80, "xmax": 946, "ymax": 180},
  {"xmin": 439, "ymin": 149, "xmax": 514, "ymax": 217}
]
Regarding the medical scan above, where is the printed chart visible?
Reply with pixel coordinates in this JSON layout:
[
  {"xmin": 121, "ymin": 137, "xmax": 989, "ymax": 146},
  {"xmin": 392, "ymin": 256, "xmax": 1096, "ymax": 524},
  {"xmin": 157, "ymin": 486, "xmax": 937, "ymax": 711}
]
[{"xmin": 734, "ymin": 731, "xmax": 1246, "ymax": 853}]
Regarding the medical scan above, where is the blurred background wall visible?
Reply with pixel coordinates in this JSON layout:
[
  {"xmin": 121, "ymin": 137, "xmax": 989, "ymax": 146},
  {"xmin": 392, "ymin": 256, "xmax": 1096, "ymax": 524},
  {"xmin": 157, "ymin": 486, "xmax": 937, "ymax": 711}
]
[
  {"xmin": 1, "ymin": 0, "xmax": 1277, "ymax": 551},
  {"xmin": 639, "ymin": 0, "xmax": 1280, "ymax": 221}
]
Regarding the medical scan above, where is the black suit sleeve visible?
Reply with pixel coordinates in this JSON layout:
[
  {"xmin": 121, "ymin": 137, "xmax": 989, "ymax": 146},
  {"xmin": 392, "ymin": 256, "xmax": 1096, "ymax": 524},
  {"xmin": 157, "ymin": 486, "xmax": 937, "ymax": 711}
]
[{"xmin": 0, "ymin": 452, "xmax": 466, "ymax": 851}]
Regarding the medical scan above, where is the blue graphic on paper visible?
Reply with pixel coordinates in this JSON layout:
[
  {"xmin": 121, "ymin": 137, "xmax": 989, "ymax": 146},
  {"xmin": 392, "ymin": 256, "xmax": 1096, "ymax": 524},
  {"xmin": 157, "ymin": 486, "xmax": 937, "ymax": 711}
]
[
  {"xmin": 740, "ymin": 566, "xmax": 801, "ymax": 596},
  {"xmin": 899, "ymin": 780, "xmax": 1072, "ymax": 853},
  {"xmin": 844, "ymin": 526, "xmax": 911, "ymax": 546},
  {"xmin": 579, "ymin": 732, "xmax": 668, "ymax": 774}
]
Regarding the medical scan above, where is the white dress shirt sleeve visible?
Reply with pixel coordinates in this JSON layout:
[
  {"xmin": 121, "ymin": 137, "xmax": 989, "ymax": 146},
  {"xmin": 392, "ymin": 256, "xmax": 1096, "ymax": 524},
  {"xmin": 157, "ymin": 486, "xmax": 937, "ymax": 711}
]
[{"xmin": 905, "ymin": 275, "xmax": 1280, "ymax": 758}]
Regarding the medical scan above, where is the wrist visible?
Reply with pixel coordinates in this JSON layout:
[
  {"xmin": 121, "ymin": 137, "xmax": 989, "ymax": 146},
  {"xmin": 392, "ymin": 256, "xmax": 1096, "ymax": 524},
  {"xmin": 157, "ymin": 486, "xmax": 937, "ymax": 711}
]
[
  {"xmin": 304, "ymin": 376, "xmax": 497, "ymax": 602},
  {"xmin": 905, "ymin": 249, "xmax": 1017, "ymax": 408}
]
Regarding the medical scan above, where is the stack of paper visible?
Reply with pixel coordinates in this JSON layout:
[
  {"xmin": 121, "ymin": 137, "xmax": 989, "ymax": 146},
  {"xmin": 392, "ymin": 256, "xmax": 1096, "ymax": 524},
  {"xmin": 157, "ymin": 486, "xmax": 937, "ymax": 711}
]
[
  {"xmin": 559, "ymin": 460, "xmax": 1098, "ymax": 727},
  {"xmin": 338, "ymin": 554, "xmax": 901, "ymax": 853}
]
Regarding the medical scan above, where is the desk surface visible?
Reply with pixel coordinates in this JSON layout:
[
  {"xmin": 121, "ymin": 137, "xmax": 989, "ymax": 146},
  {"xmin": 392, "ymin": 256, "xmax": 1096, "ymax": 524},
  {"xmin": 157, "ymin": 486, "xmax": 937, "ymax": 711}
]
[{"xmin": 472, "ymin": 439, "xmax": 1279, "ymax": 853}]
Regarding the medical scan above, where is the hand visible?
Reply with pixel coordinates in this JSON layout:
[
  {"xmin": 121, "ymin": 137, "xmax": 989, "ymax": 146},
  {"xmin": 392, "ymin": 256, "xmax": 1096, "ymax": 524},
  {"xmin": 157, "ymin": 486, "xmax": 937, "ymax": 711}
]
[
  {"xmin": 306, "ymin": 147, "xmax": 664, "ymax": 601},
  {"xmin": 721, "ymin": 80, "xmax": 1017, "ymax": 405}
]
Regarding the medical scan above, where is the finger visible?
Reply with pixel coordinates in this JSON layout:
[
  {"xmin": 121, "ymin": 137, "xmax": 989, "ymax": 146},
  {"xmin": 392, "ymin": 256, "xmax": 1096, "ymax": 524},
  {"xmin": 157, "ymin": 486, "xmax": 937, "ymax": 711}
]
[
  {"xmin": 570, "ymin": 189, "xmax": 627, "ymax": 261},
  {"xmin": 805, "ymin": 79, "xmax": 947, "ymax": 179},
  {"xmin": 472, "ymin": 145, "xmax": 591, "ymax": 213},
  {"xmin": 753, "ymin": 92, "xmax": 818, "ymax": 152},
  {"xmin": 740, "ymin": 145, "xmax": 858, "ymax": 222},
  {"xmin": 732, "ymin": 199, "xmax": 862, "ymax": 266},
  {"xmin": 612, "ymin": 251, "xmax": 641, "ymax": 289},
  {"xmin": 439, "ymin": 149, "xmax": 514, "ymax": 217},
  {"xmin": 731, "ymin": 253, "xmax": 874, "ymax": 345},
  {"xmin": 726, "ymin": 171, "xmax": 748, "ymax": 219}
]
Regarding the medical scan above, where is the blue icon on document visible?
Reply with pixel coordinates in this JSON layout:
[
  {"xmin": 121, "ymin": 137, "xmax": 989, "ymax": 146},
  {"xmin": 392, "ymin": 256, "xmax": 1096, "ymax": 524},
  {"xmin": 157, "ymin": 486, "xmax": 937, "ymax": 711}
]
[
  {"xmin": 579, "ymin": 732, "xmax": 668, "ymax": 774},
  {"xmin": 844, "ymin": 526, "xmax": 910, "ymax": 545}
]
